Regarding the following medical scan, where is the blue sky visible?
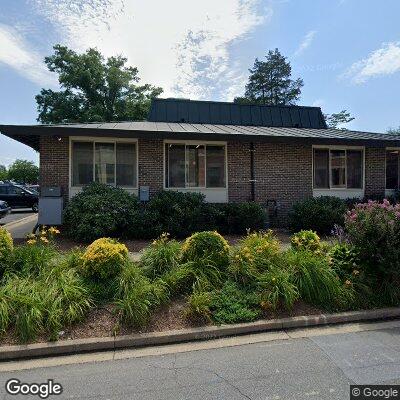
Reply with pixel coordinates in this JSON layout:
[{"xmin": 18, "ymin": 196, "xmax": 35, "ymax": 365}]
[{"xmin": 1, "ymin": 0, "xmax": 400, "ymax": 166}]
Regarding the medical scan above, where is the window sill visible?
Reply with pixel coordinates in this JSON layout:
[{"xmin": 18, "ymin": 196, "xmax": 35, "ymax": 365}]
[
  {"xmin": 165, "ymin": 187, "xmax": 228, "ymax": 203},
  {"xmin": 69, "ymin": 186, "xmax": 138, "ymax": 198},
  {"xmin": 313, "ymin": 188, "xmax": 364, "ymax": 199}
]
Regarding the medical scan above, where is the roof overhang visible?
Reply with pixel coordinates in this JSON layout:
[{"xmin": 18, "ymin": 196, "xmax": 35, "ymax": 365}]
[{"xmin": 1, "ymin": 124, "xmax": 400, "ymax": 151}]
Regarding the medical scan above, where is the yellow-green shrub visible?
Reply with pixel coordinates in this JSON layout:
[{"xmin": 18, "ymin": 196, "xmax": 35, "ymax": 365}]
[
  {"xmin": 0, "ymin": 228, "xmax": 13, "ymax": 269},
  {"xmin": 81, "ymin": 238, "xmax": 128, "ymax": 280},
  {"xmin": 229, "ymin": 231, "xmax": 281, "ymax": 282},
  {"xmin": 291, "ymin": 230, "xmax": 321, "ymax": 253},
  {"xmin": 181, "ymin": 231, "xmax": 230, "ymax": 269}
]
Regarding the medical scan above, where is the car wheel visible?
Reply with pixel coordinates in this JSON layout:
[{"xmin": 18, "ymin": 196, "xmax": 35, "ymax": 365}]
[{"xmin": 32, "ymin": 202, "xmax": 38, "ymax": 213}]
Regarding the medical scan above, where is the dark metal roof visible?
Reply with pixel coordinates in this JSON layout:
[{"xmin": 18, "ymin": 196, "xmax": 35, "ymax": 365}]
[
  {"xmin": 1, "ymin": 121, "xmax": 400, "ymax": 151},
  {"xmin": 148, "ymin": 98, "xmax": 327, "ymax": 129}
]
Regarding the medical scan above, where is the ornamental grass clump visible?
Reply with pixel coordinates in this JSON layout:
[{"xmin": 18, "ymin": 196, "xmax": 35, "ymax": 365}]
[
  {"xmin": 284, "ymin": 250, "xmax": 345, "ymax": 310},
  {"xmin": 0, "ymin": 264, "xmax": 92, "ymax": 342},
  {"xmin": 115, "ymin": 262, "xmax": 167, "ymax": 327},
  {"xmin": 81, "ymin": 238, "xmax": 128, "ymax": 280},
  {"xmin": 180, "ymin": 231, "xmax": 230, "ymax": 292},
  {"xmin": 141, "ymin": 233, "xmax": 181, "ymax": 279},
  {"xmin": 229, "ymin": 231, "xmax": 281, "ymax": 284},
  {"xmin": 291, "ymin": 230, "xmax": 322, "ymax": 254}
]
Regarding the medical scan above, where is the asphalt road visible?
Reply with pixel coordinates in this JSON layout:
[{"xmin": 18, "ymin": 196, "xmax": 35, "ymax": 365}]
[
  {"xmin": 1, "ymin": 321, "xmax": 400, "ymax": 399},
  {"xmin": 0, "ymin": 209, "xmax": 37, "ymax": 239}
]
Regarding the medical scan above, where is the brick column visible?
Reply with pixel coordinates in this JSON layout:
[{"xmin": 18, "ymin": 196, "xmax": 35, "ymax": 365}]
[
  {"xmin": 138, "ymin": 138, "xmax": 164, "ymax": 196},
  {"xmin": 39, "ymin": 136, "xmax": 69, "ymax": 200},
  {"xmin": 364, "ymin": 147, "xmax": 386, "ymax": 198}
]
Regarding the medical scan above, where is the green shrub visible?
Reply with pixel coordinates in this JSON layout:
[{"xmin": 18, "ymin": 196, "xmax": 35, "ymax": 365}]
[
  {"xmin": 141, "ymin": 233, "xmax": 181, "ymax": 279},
  {"xmin": 182, "ymin": 231, "xmax": 230, "ymax": 269},
  {"xmin": 185, "ymin": 292, "xmax": 212, "ymax": 322},
  {"xmin": 257, "ymin": 266, "xmax": 299, "ymax": 311},
  {"xmin": 291, "ymin": 230, "xmax": 322, "ymax": 254},
  {"xmin": 135, "ymin": 191, "xmax": 212, "ymax": 238},
  {"xmin": 63, "ymin": 183, "xmax": 140, "ymax": 242},
  {"xmin": 215, "ymin": 203, "xmax": 266, "ymax": 234},
  {"xmin": 284, "ymin": 250, "xmax": 344, "ymax": 309},
  {"xmin": 81, "ymin": 238, "xmax": 128, "ymax": 280},
  {"xmin": 0, "ymin": 228, "xmax": 13, "ymax": 273},
  {"xmin": 344, "ymin": 200, "xmax": 400, "ymax": 283},
  {"xmin": 289, "ymin": 196, "xmax": 347, "ymax": 235},
  {"xmin": 229, "ymin": 231, "xmax": 281, "ymax": 283},
  {"xmin": 210, "ymin": 281, "xmax": 261, "ymax": 324}
]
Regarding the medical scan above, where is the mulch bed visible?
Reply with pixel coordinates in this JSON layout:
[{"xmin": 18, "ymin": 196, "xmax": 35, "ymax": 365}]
[
  {"xmin": 0, "ymin": 300, "xmax": 322, "ymax": 346},
  {"xmin": 13, "ymin": 230, "xmax": 294, "ymax": 253}
]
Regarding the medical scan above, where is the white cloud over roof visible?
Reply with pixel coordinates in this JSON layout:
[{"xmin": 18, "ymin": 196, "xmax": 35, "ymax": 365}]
[
  {"xmin": 17, "ymin": 0, "xmax": 269, "ymax": 100},
  {"xmin": 343, "ymin": 41, "xmax": 400, "ymax": 84}
]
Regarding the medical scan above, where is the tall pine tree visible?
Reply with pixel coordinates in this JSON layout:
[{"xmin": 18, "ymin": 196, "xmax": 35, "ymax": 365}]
[{"xmin": 235, "ymin": 49, "xmax": 303, "ymax": 106}]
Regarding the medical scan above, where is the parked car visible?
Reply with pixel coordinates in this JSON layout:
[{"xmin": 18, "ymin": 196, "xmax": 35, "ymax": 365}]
[
  {"xmin": 0, "ymin": 184, "xmax": 39, "ymax": 212},
  {"xmin": 0, "ymin": 200, "xmax": 11, "ymax": 219}
]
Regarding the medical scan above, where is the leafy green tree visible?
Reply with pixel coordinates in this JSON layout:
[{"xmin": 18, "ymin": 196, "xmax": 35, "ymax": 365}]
[
  {"xmin": 234, "ymin": 49, "xmax": 304, "ymax": 105},
  {"xmin": 36, "ymin": 45, "xmax": 163, "ymax": 123},
  {"xmin": 387, "ymin": 126, "xmax": 400, "ymax": 135},
  {"xmin": 324, "ymin": 110, "xmax": 355, "ymax": 129},
  {"xmin": 0, "ymin": 165, "xmax": 7, "ymax": 181},
  {"xmin": 7, "ymin": 160, "xmax": 39, "ymax": 184}
]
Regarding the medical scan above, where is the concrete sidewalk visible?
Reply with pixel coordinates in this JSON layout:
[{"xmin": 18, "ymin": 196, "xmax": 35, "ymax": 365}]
[{"xmin": 1, "ymin": 320, "xmax": 400, "ymax": 399}]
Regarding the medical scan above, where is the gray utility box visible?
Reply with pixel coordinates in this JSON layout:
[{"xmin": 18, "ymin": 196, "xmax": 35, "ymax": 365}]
[
  {"xmin": 38, "ymin": 186, "xmax": 63, "ymax": 225},
  {"xmin": 139, "ymin": 186, "xmax": 150, "ymax": 202}
]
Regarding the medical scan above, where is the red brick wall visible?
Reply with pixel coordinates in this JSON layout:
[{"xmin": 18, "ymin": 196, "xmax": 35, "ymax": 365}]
[
  {"xmin": 227, "ymin": 141, "xmax": 253, "ymax": 202},
  {"xmin": 39, "ymin": 136, "xmax": 69, "ymax": 200},
  {"xmin": 138, "ymin": 138, "xmax": 164, "ymax": 195},
  {"xmin": 228, "ymin": 141, "xmax": 313, "ymax": 225},
  {"xmin": 38, "ymin": 135, "xmax": 387, "ymax": 226},
  {"xmin": 364, "ymin": 147, "xmax": 386, "ymax": 198}
]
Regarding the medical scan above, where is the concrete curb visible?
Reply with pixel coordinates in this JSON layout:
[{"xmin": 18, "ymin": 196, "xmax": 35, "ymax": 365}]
[
  {"xmin": 1, "ymin": 307, "xmax": 400, "ymax": 361},
  {"xmin": 3, "ymin": 214, "xmax": 37, "ymax": 230}
]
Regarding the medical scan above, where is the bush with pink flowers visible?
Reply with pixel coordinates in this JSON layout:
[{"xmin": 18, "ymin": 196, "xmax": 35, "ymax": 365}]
[{"xmin": 344, "ymin": 199, "xmax": 400, "ymax": 287}]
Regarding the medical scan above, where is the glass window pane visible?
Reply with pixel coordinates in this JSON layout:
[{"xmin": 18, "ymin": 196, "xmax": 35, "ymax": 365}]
[
  {"xmin": 313, "ymin": 149, "xmax": 329, "ymax": 188},
  {"xmin": 331, "ymin": 150, "xmax": 346, "ymax": 188},
  {"xmin": 206, "ymin": 145, "xmax": 226, "ymax": 188},
  {"xmin": 95, "ymin": 143, "xmax": 115, "ymax": 185},
  {"xmin": 168, "ymin": 144, "xmax": 185, "ymax": 187},
  {"xmin": 187, "ymin": 145, "xmax": 205, "ymax": 187},
  {"xmin": 72, "ymin": 142, "xmax": 93, "ymax": 186},
  {"xmin": 386, "ymin": 150, "xmax": 399, "ymax": 189},
  {"xmin": 116, "ymin": 143, "xmax": 136, "ymax": 187},
  {"xmin": 347, "ymin": 150, "xmax": 363, "ymax": 189}
]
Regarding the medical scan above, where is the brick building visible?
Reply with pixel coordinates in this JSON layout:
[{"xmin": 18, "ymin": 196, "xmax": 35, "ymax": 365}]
[{"xmin": 1, "ymin": 98, "xmax": 399, "ymax": 226}]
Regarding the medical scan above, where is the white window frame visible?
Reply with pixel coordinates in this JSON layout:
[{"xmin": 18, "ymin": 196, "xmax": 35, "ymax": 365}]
[
  {"xmin": 312, "ymin": 145, "xmax": 365, "ymax": 191},
  {"xmin": 69, "ymin": 136, "xmax": 139, "ymax": 190},
  {"xmin": 163, "ymin": 140, "xmax": 228, "ymax": 190}
]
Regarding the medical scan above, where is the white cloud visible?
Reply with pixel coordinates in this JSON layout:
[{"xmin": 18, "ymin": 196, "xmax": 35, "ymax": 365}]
[
  {"xmin": 343, "ymin": 41, "xmax": 400, "ymax": 84},
  {"xmin": 293, "ymin": 30, "xmax": 316, "ymax": 57},
  {"xmin": 27, "ymin": 0, "xmax": 269, "ymax": 100},
  {"xmin": 0, "ymin": 23, "xmax": 56, "ymax": 86}
]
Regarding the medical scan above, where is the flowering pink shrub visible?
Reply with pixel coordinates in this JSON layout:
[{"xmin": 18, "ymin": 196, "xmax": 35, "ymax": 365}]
[{"xmin": 344, "ymin": 199, "xmax": 400, "ymax": 281}]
